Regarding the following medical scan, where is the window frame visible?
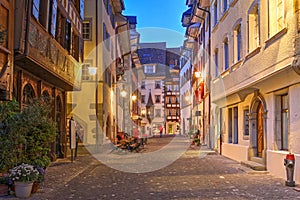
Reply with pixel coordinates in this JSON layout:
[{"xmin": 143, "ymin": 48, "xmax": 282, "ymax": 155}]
[
  {"xmin": 248, "ymin": 2, "xmax": 260, "ymax": 52},
  {"xmin": 223, "ymin": 38, "xmax": 229, "ymax": 70},
  {"xmin": 83, "ymin": 18, "xmax": 92, "ymax": 41},
  {"xmin": 268, "ymin": 0, "xmax": 285, "ymax": 38}
]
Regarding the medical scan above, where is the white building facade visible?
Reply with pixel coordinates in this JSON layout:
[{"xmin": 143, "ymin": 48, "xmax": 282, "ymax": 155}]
[{"xmin": 210, "ymin": 0, "xmax": 300, "ymax": 184}]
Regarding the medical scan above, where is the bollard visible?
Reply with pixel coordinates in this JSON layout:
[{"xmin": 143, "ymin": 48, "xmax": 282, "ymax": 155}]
[{"xmin": 284, "ymin": 153, "xmax": 295, "ymax": 187}]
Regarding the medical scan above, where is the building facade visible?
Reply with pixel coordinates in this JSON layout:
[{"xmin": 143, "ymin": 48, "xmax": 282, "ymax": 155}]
[
  {"xmin": 13, "ymin": 0, "xmax": 84, "ymax": 159},
  {"xmin": 137, "ymin": 42, "xmax": 181, "ymax": 136},
  {"xmin": 69, "ymin": 0, "xmax": 131, "ymax": 150},
  {"xmin": 181, "ymin": 0, "xmax": 300, "ymax": 184}
]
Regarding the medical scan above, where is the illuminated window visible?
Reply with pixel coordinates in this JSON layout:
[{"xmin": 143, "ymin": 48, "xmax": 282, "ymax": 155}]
[
  {"xmin": 248, "ymin": 3, "xmax": 259, "ymax": 52},
  {"xmin": 83, "ymin": 19, "xmax": 92, "ymax": 40},
  {"xmin": 144, "ymin": 65, "xmax": 155, "ymax": 73},
  {"xmin": 269, "ymin": 0, "xmax": 285, "ymax": 37}
]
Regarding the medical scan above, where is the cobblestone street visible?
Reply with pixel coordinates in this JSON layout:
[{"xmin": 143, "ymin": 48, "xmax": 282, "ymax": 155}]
[{"xmin": 3, "ymin": 136, "xmax": 300, "ymax": 200}]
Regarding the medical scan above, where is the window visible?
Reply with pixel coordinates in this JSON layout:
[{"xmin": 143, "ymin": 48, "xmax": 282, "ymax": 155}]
[
  {"xmin": 275, "ymin": 94, "xmax": 289, "ymax": 150},
  {"xmin": 32, "ymin": 0, "xmax": 40, "ymax": 20},
  {"xmin": 81, "ymin": 63, "xmax": 90, "ymax": 81},
  {"xmin": 243, "ymin": 109, "xmax": 249, "ymax": 136},
  {"xmin": 174, "ymin": 85, "xmax": 179, "ymax": 91},
  {"xmin": 233, "ymin": 107, "xmax": 238, "ymax": 144},
  {"xmin": 222, "ymin": 0, "xmax": 228, "ymax": 13},
  {"xmin": 141, "ymin": 81, "xmax": 146, "ymax": 89},
  {"xmin": 228, "ymin": 106, "xmax": 238, "ymax": 144},
  {"xmin": 213, "ymin": 1, "xmax": 218, "ymax": 26},
  {"xmin": 269, "ymin": 0, "xmax": 285, "ymax": 37},
  {"xmin": 22, "ymin": 84, "xmax": 36, "ymax": 105},
  {"xmin": 141, "ymin": 95, "xmax": 145, "ymax": 104},
  {"xmin": 214, "ymin": 48, "xmax": 219, "ymax": 77},
  {"xmin": 167, "ymin": 85, "xmax": 172, "ymax": 91},
  {"xmin": 49, "ymin": 0, "xmax": 57, "ymax": 37},
  {"xmin": 103, "ymin": 23, "xmax": 110, "ymax": 50},
  {"xmin": 155, "ymin": 81, "xmax": 160, "ymax": 89},
  {"xmin": 233, "ymin": 24, "xmax": 242, "ymax": 62},
  {"xmin": 0, "ymin": 4, "xmax": 8, "ymax": 48},
  {"xmin": 223, "ymin": 38, "xmax": 229, "ymax": 70},
  {"xmin": 248, "ymin": 3, "xmax": 259, "ymax": 52},
  {"xmin": 83, "ymin": 19, "xmax": 92, "ymax": 40},
  {"xmin": 65, "ymin": 19, "xmax": 71, "ymax": 52},
  {"xmin": 228, "ymin": 108, "xmax": 233, "ymax": 143},
  {"xmin": 155, "ymin": 109, "xmax": 161, "ymax": 117},
  {"xmin": 144, "ymin": 65, "xmax": 155, "ymax": 73},
  {"xmin": 155, "ymin": 95, "xmax": 161, "ymax": 103}
]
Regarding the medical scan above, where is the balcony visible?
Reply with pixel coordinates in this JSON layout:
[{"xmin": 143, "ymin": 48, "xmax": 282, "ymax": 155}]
[{"xmin": 14, "ymin": 19, "xmax": 81, "ymax": 91}]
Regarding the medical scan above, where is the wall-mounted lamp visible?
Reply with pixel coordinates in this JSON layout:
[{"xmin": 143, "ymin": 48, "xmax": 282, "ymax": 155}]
[
  {"xmin": 88, "ymin": 66, "xmax": 97, "ymax": 75},
  {"xmin": 132, "ymin": 94, "xmax": 137, "ymax": 101}
]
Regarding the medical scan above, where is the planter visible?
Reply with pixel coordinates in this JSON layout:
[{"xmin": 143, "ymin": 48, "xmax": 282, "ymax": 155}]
[
  {"xmin": 0, "ymin": 184, "xmax": 8, "ymax": 196},
  {"xmin": 14, "ymin": 181, "xmax": 33, "ymax": 198}
]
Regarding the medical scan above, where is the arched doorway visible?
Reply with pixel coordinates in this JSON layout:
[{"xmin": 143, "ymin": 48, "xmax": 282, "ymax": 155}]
[
  {"xmin": 257, "ymin": 102, "xmax": 264, "ymax": 157},
  {"xmin": 249, "ymin": 92, "xmax": 267, "ymax": 163}
]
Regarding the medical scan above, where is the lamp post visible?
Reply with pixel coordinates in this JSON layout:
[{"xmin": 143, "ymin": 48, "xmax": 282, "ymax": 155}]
[{"xmin": 120, "ymin": 87, "xmax": 127, "ymax": 133}]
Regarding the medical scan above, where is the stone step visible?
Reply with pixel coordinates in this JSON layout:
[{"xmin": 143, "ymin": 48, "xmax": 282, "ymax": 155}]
[{"xmin": 241, "ymin": 160, "xmax": 267, "ymax": 171}]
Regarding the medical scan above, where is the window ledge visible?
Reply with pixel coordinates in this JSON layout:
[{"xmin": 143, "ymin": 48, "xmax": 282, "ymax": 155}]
[
  {"xmin": 231, "ymin": 59, "xmax": 243, "ymax": 72},
  {"xmin": 219, "ymin": 10, "xmax": 229, "ymax": 23},
  {"xmin": 220, "ymin": 68, "xmax": 230, "ymax": 78},
  {"xmin": 230, "ymin": 0, "xmax": 238, "ymax": 7},
  {"xmin": 245, "ymin": 46, "xmax": 261, "ymax": 60},
  {"xmin": 265, "ymin": 27, "xmax": 287, "ymax": 46}
]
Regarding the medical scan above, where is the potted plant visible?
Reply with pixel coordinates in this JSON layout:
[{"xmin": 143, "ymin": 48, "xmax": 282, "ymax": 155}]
[{"xmin": 9, "ymin": 163, "xmax": 39, "ymax": 198}]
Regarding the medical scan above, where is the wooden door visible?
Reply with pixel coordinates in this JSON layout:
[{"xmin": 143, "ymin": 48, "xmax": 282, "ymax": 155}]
[{"xmin": 257, "ymin": 103, "xmax": 264, "ymax": 157}]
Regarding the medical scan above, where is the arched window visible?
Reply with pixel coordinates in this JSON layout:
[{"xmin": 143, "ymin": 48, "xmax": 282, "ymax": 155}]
[{"xmin": 22, "ymin": 84, "xmax": 35, "ymax": 105}]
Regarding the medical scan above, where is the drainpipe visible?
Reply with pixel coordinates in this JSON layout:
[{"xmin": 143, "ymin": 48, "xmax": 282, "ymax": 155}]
[
  {"xmin": 95, "ymin": 0, "xmax": 99, "ymax": 153},
  {"xmin": 196, "ymin": 3, "xmax": 211, "ymax": 148}
]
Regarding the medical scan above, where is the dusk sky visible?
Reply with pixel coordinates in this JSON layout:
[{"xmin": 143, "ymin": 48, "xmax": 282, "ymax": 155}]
[{"xmin": 123, "ymin": 0, "xmax": 187, "ymax": 48}]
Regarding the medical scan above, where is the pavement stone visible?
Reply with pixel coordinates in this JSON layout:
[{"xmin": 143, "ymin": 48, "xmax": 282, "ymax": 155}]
[{"xmin": 2, "ymin": 136, "xmax": 300, "ymax": 200}]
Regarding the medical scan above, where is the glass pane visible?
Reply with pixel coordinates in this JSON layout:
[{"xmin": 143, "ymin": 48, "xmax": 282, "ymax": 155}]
[{"xmin": 282, "ymin": 112, "xmax": 288, "ymax": 150}]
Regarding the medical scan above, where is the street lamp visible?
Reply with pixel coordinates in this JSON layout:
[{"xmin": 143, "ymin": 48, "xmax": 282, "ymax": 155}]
[{"xmin": 120, "ymin": 87, "xmax": 127, "ymax": 133}]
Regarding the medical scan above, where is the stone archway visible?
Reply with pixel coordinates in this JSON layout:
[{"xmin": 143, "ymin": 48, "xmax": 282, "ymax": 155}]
[{"xmin": 249, "ymin": 91, "xmax": 267, "ymax": 164}]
